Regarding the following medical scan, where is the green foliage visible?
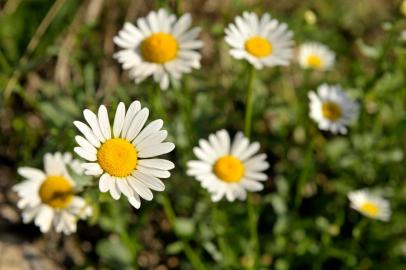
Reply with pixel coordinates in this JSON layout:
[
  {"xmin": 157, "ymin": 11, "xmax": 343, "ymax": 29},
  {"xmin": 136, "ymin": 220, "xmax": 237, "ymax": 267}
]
[{"xmin": 1, "ymin": 0, "xmax": 406, "ymax": 269}]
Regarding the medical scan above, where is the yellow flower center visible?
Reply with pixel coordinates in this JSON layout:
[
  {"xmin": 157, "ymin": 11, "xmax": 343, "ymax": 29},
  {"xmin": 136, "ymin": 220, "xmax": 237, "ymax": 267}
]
[
  {"xmin": 140, "ymin": 32, "xmax": 178, "ymax": 63},
  {"xmin": 245, "ymin": 36, "xmax": 273, "ymax": 58},
  {"xmin": 322, "ymin": 102, "xmax": 342, "ymax": 121},
  {"xmin": 39, "ymin": 176, "xmax": 74, "ymax": 209},
  {"xmin": 97, "ymin": 138, "xmax": 138, "ymax": 177},
  {"xmin": 360, "ymin": 202, "xmax": 379, "ymax": 217},
  {"xmin": 213, "ymin": 155, "xmax": 245, "ymax": 183},
  {"xmin": 307, "ymin": 54, "xmax": 323, "ymax": 69}
]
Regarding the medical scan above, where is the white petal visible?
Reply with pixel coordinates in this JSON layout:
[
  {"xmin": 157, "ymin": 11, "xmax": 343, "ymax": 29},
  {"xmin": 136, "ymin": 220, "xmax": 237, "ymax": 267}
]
[
  {"xmin": 132, "ymin": 171, "xmax": 165, "ymax": 191},
  {"xmin": 113, "ymin": 102, "xmax": 126, "ymax": 138},
  {"xmin": 128, "ymin": 195, "xmax": 141, "ymax": 209},
  {"xmin": 116, "ymin": 178, "xmax": 134, "ymax": 197},
  {"xmin": 98, "ymin": 105, "xmax": 112, "ymax": 140},
  {"xmin": 17, "ymin": 167, "xmax": 45, "ymax": 181},
  {"xmin": 136, "ymin": 165, "xmax": 170, "ymax": 178},
  {"xmin": 136, "ymin": 130, "xmax": 167, "ymax": 151},
  {"xmin": 75, "ymin": 136, "xmax": 97, "ymax": 155},
  {"xmin": 138, "ymin": 142, "xmax": 175, "ymax": 158},
  {"xmin": 122, "ymin": 101, "xmax": 141, "ymax": 137},
  {"xmin": 133, "ymin": 119, "xmax": 164, "ymax": 146},
  {"xmin": 109, "ymin": 178, "xmax": 121, "ymax": 200},
  {"xmin": 136, "ymin": 159, "xmax": 175, "ymax": 170},
  {"xmin": 99, "ymin": 173, "xmax": 111, "ymax": 192},
  {"xmin": 128, "ymin": 176, "xmax": 153, "ymax": 200},
  {"xmin": 74, "ymin": 147, "xmax": 97, "ymax": 162},
  {"xmin": 83, "ymin": 109, "xmax": 106, "ymax": 142},
  {"xmin": 74, "ymin": 121, "xmax": 101, "ymax": 147},
  {"xmin": 126, "ymin": 108, "xmax": 149, "ymax": 141}
]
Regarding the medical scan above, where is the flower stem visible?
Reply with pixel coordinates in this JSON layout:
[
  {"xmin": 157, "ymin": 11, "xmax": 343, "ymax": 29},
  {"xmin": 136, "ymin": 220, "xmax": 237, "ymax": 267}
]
[
  {"xmin": 160, "ymin": 194, "xmax": 207, "ymax": 270},
  {"xmin": 243, "ymin": 65, "xmax": 259, "ymax": 269},
  {"xmin": 149, "ymin": 83, "xmax": 168, "ymax": 122},
  {"xmin": 244, "ymin": 66, "xmax": 256, "ymax": 138}
]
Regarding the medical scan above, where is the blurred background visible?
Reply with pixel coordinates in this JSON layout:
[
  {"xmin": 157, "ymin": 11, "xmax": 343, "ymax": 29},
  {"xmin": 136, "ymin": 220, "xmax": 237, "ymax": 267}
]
[{"xmin": 0, "ymin": 0, "xmax": 406, "ymax": 269}]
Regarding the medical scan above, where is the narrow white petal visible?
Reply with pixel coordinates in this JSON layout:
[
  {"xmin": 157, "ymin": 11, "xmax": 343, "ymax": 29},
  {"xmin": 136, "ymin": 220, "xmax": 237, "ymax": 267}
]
[
  {"xmin": 132, "ymin": 171, "xmax": 165, "ymax": 191},
  {"xmin": 113, "ymin": 102, "xmax": 126, "ymax": 138},
  {"xmin": 128, "ymin": 176, "xmax": 153, "ymax": 200},
  {"xmin": 73, "ymin": 121, "xmax": 101, "ymax": 147},
  {"xmin": 109, "ymin": 178, "xmax": 121, "ymax": 200},
  {"xmin": 17, "ymin": 167, "xmax": 45, "ymax": 181},
  {"xmin": 126, "ymin": 108, "xmax": 149, "ymax": 141},
  {"xmin": 99, "ymin": 173, "xmax": 111, "ymax": 192},
  {"xmin": 74, "ymin": 147, "xmax": 97, "ymax": 162},
  {"xmin": 98, "ymin": 105, "xmax": 112, "ymax": 140},
  {"xmin": 138, "ymin": 142, "xmax": 175, "ymax": 158},
  {"xmin": 83, "ymin": 109, "xmax": 106, "ymax": 142}
]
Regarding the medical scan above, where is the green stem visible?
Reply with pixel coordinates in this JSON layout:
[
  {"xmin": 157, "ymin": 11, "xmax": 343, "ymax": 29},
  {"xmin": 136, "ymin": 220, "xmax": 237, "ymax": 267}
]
[
  {"xmin": 176, "ymin": 78, "xmax": 194, "ymax": 150},
  {"xmin": 149, "ymin": 83, "xmax": 168, "ymax": 121},
  {"xmin": 243, "ymin": 65, "xmax": 259, "ymax": 269},
  {"xmin": 244, "ymin": 66, "xmax": 256, "ymax": 137},
  {"xmin": 160, "ymin": 195, "xmax": 207, "ymax": 270}
]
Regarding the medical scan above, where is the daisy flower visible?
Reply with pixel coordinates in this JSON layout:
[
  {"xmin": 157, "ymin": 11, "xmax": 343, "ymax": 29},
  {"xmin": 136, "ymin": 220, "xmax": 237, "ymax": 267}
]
[
  {"xmin": 298, "ymin": 42, "xmax": 335, "ymax": 70},
  {"xmin": 348, "ymin": 189, "xmax": 391, "ymax": 221},
  {"xmin": 224, "ymin": 12, "xmax": 294, "ymax": 69},
  {"xmin": 113, "ymin": 9, "xmax": 203, "ymax": 90},
  {"xmin": 187, "ymin": 130, "xmax": 269, "ymax": 202},
  {"xmin": 13, "ymin": 152, "xmax": 92, "ymax": 234},
  {"xmin": 73, "ymin": 100, "xmax": 175, "ymax": 209},
  {"xmin": 308, "ymin": 84, "xmax": 358, "ymax": 134}
]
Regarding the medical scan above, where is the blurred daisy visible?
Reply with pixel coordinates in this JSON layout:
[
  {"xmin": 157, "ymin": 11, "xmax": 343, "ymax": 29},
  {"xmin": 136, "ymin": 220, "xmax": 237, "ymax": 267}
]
[
  {"xmin": 298, "ymin": 42, "xmax": 335, "ymax": 70},
  {"xmin": 187, "ymin": 130, "xmax": 269, "ymax": 202},
  {"xmin": 13, "ymin": 152, "xmax": 92, "ymax": 234},
  {"xmin": 224, "ymin": 12, "xmax": 294, "ymax": 69},
  {"xmin": 113, "ymin": 9, "xmax": 203, "ymax": 90},
  {"xmin": 74, "ymin": 100, "xmax": 175, "ymax": 209},
  {"xmin": 308, "ymin": 84, "xmax": 358, "ymax": 134},
  {"xmin": 348, "ymin": 189, "xmax": 391, "ymax": 221}
]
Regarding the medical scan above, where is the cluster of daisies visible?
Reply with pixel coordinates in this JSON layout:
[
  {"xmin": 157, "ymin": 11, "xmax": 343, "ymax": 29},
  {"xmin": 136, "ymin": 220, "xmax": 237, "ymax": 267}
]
[{"xmin": 13, "ymin": 9, "xmax": 390, "ymax": 235}]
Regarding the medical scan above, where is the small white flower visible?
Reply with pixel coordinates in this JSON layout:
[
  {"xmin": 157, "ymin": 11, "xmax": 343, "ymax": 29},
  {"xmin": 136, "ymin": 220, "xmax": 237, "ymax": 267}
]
[
  {"xmin": 308, "ymin": 84, "xmax": 359, "ymax": 134},
  {"xmin": 73, "ymin": 100, "xmax": 175, "ymax": 209},
  {"xmin": 224, "ymin": 12, "xmax": 294, "ymax": 69},
  {"xmin": 348, "ymin": 189, "xmax": 391, "ymax": 221},
  {"xmin": 298, "ymin": 42, "xmax": 335, "ymax": 70},
  {"xmin": 13, "ymin": 152, "xmax": 92, "ymax": 234},
  {"xmin": 187, "ymin": 130, "xmax": 269, "ymax": 202},
  {"xmin": 113, "ymin": 9, "xmax": 203, "ymax": 90}
]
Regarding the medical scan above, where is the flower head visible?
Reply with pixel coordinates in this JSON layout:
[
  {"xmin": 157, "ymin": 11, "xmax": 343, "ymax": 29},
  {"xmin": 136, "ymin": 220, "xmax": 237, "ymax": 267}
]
[
  {"xmin": 348, "ymin": 189, "xmax": 391, "ymax": 221},
  {"xmin": 308, "ymin": 84, "xmax": 358, "ymax": 134},
  {"xmin": 298, "ymin": 42, "xmax": 335, "ymax": 70},
  {"xmin": 187, "ymin": 130, "xmax": 269, "ymax": 202},
  {"xmin": 113, "ymin": 9, "xmax": 203, "ymax": 90},
  {"xmin": 74, "ymin": 100, "xmax": 175, "ymax": 209},
  {"xmin": 13, "ymin": 152, "xmax": 92, "ymax": 234},
  {"xmin": 224, "ymin": 12, "xmax": 294, "ymax": 69}
]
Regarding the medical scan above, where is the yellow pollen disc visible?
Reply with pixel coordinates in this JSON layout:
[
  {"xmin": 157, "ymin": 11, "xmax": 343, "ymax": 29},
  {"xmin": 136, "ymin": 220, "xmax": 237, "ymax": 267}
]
[
  {"xmin": 307, "ymin": 54, "xmax": 323, "ymax": 69},
  {"xmin": 360, "ymin": 202, "xmax": 379, "ymax": 217},
  {"xmin": 140, "ymin": 32, "xmax": 178, "ymax": 63},
  {"xmin": 245, "ymin": 36, "xmax": 273, "ymax": 58},
  {"xmin": 97, "ymin": 138, "xmax": 138, "ymax": 177},
  {"xmin": 213, "ymin": 155, "xmax": 245, "ymax": 183},
  {"xmin": 39, "ymin": 176, "xmax": 73, "ymax": 209},
  {"xmin": 322, "ymin": 102, "xmax": 342, "ymax": 121}
]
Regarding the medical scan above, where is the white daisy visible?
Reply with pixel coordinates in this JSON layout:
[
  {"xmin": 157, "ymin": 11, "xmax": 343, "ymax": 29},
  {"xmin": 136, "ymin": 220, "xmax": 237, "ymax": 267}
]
[
  {"xmin": 298, "ymin": 42, "xmax": 335, "ymax": 70},
  {"xmin": 348, "ymin": 189, "xmax": 391, "ymax": 221},
  {"xmin": 224, "ymin": 12, "xmax": 294, "ymax": 69},
  {"xmin": 113, "ymin": 9, "xmax": 203, "ymax": 90},
  {"xmin": 73, "ymin": 100, "xmax": 175, "ymax": 209},
  {"xmin": 13, "ymin": 152, "xmax": 92, "ymax": 234},
  {"xmin": 308, "ymin": 84, "xmax": 359, "ymax": 134},
  {"xmin": 187, "ymin": 129, "xmax": 269, "ymax": 202}
]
